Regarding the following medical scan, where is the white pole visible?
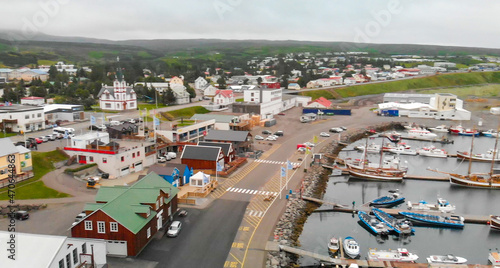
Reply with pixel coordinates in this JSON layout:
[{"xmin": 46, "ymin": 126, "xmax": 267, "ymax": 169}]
[
  {"xmin": 279, "ymin": 170, "xmax": 282, "ymax": 199},
  {"xmin": 286, "ymin": 159, "xmax": 289, "ymax": 189}
]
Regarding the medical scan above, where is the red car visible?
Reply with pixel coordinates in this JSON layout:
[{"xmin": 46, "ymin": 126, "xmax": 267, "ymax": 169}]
[{"xmin": 34, "ymin": 137, "xmax": 43, "ymax": 144}]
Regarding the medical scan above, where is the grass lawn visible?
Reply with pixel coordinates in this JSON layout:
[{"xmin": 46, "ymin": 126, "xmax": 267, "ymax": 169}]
[
  {"xmin": 0, "ymin": 132, "xmax": 18, "ymax": 138},
  {"xmin": 176, "ymin": 120, "xmax": 195, "ymax": 126},
  {"xmin": 165, "ymin": 106, "xmax": 210, "ymax": 119},
  {"xmin": 0, "ymin": 150, "xmax": 70, "ymax": 200},
  {"xmin": 38, "ymin": 59, "xmax": 58, "ymax": 65},
  {"xmin": 299, "ymin": 90, "xmax": 335, "ymax": 100},
  {"xmin": 235, "ymin": 98, "xmax": 244, "ymax": 102},
  {"xmin": 420, "ymin": 84, "xmax": 500, "ymax": 98},
  {"xmin": 137, "ymin": 103, "xmax": 168, "ymax": 110}
]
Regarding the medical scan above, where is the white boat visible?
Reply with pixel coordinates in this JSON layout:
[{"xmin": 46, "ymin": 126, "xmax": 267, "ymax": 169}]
[
  {"xmin": 355, "ymin": 143, "xmax": 381, "ymax": 153},
  {"xmin": 403, "ymin": 122, "xmax": 419, "ymax": 130},
  {"xmin": 417, "ymin": 146, "xmax": 448, "ymax": 158},
  {"xmin": 456, "ymin": 149, "xmax": 500, "ymax": 162},
  {"xmin": 382, "ymin": 142, "xmax": 411, "ymax": 152},
  {"xmin": 386, "ymin": 145, "xmax": 417, "ymax": 155},
  {"xmin": 483, "ymin": 129, "xmax": 499, "ymax": 137},
  {"xmin": 427, "ymin": 254, "xmax": 467, "ymax": 264},
  {"xmin": 407, "ymin": 198, "xmax": 456, "ymax": 213},
  {"xmin": 490, "ymin": 216, "xmax": 500, "ymax": 230},
  {"xmin": 367, "ymin": 248, "xmax": 419, "ymax": 262},
  {"xmin": 490, "ymin": 250, "xmax": 500, "ymax": 267},
  {"xmin": 327, "ymin": 237, "xmax": 339, "ymax": 254},
  {"xmin": 428, "ymin": 125, "xmax": 449, "ymax": 133},
  {"xmin": 343, "ymin": 236, "xmax": 360, "ymax": 259},
  {"xmin": 407, "ymin": 128, "xmax": 438, "ymax": 140}
]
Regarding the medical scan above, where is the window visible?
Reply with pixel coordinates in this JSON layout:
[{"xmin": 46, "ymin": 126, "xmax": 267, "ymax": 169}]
[
  {"xmin": 32, "ymin": 114, "xmax": 35, "ymax": 118},
  {"xmin": 156, "ymin": 200, "xmax": 159, "ymax": 209},
  {"xmin": 82, "ymin": 243, "xmax": 87, "ymax": 254},
  {"xmin": 105, "ymin": 103, "xmax": 111, "ymax": 108},
  {"xmin": 130, "ymin": 102, "xmax": 135, "ymax": 108},
  {"xmin": 72, "ymin": 248, "xmax": 78, "ymax": 264},
  {"xmin": 110, "ymin": 222, "xmax": 118, "ymax": 232},
  {"xmin": 89, "ymin": 156, "xmax": 94, "ymax": 162},
  {"xmin": 97, "ymin": 221, "xmax": 105, "ymax": 233},
  {"xmin": 25, "ymin": 115, "xmax": 29, "ymax": 119},
  {"xmin": 137, "ymin": 151, "xmax": 140, "ymax": 157},
  {"xmin": 102, "ymin": 158, "xmax": 107, "ymax": 164},
  {"xmin": 66, "ymin": 254, "xmax": 71, "ymax": 268},
  {"xmin": 132, "ymin": 153, "xmax": 135, "ymax": 158},
  {"xmin": 121, "ymin": 156, "xmax": 125, "ymax": 162},
  {"xmin": 160, "ymin": 197, "xmax": 163, "ymax": 206},
  {"xmin": 59, "ymin": 259, "xmax": 65, "ymax": 268},
  {"xmin": 84, "ymin": 221, "xmax": 92, "ymax": 230},
  {"xmin": 37, "ymin": 113, "xmax": 42, "ymax": 118},
  {"xmin": 147, "ymin": 227, "xmax": 151, "ymax": 238}
]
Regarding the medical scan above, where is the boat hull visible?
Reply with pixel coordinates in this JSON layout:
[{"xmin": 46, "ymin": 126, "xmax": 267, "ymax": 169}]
[
  {"xmin": 456, "ymin": 152, "xmax": 500, "ymax": 162},
  {"xmin": 490, "ymin": 216, "xmax": 500, "ymax": 230},
  {"xmin": 399, "ymin": 212, "xmax": 464, "ymax": 228},
  {"xmin": 427, "ymin": 255, "xmax": 467, "ymax": 264},
  {"xmin": 358, "ymin": 211, "xmax": 390, "ymax": 235},
  {"xmin": 349, "ymin": 169, "xmax": 404, "ymax": 181},
  {"xmin": 372, "ymin": 208, "xmax": 414, "ymax": 235},
  {"xmin": 449, "ymin": 174, "xmax": 500, "ymax": 189},
  {"xmin": 343, "ymin": 237, "xmax": 360, "ymax": 259}
]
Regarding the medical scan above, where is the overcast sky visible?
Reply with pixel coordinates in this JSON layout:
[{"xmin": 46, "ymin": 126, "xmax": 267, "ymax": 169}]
[{"xmin": 2, "ymin": 0, "xmax": 500, "ymax": 48}]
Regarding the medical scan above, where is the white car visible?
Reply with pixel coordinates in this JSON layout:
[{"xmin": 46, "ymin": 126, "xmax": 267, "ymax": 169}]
[
  {"xmin": 329, "ymin": 127, "xmax": 344, "ymax": 133},
  {"xmin": 304, "ymin": 142, "xmax": 315, "ymax": 147},
  {"xmin": 166, "ymin": 152, "xmax": 177, "ymax": 159},
  {"xmin": 255, "ymin": 135, "xmax": 264, "ymax": 140},
  {"xmin": 320, "ymin": 132, "xmax": 330, "ymax": 137},
  {"xmin": 266, "ymin": 136, "xmax": 277, "ymax": 141},
  {"xmin": 158, "ymin": 156, "xmax": 167, "ymax": 163},
  {"xmin": 126, "ymin": 118, "xmax": 136, "ymax": 124},
  {"xmin": 167, "ymin": 221, "xmax": 182, "ymax": 237}
]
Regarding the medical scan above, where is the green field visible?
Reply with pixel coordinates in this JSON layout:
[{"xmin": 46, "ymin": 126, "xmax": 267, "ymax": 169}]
[
  {"xmin": 137, "ymin": 103, "xmax": 168, "ymax": 110},
  {"xmin": 37, "ymin": 59, "xmax": 59, "ymax": 65},
  {"xmin": 165, "ymin": 106, "xmax": 210, "ymax": 119},
  {"xmin": 420, "ymin": 84, "xmax": 500, "ymax": 98},
  {"xmin": 298, "ymin": 90, "xmax": 335, "ymax": 100},
  {"xmin": 88, "ymin": 51, "xmax": 104, "ymax": 59},
  {"xmin": 0, "ymin": 150, "xmax": 70, "ymax": 200}
]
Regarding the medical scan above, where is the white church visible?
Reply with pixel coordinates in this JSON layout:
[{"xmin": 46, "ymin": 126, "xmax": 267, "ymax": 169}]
[{"xmin": 98, "ymin": 71, "xmax": 137, "ymax": 111}]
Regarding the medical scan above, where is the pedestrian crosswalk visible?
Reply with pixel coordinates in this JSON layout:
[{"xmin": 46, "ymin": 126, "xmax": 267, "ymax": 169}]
[
  {"xmin": 254, "ymin": 159, "xmax": 300, "ymax": 167},
  {"xmin": 226, "ymin": 187, "xmax": 277, "ymax": 196},
  {"xmin": 246, "ymin": 210, "xmax": 265, "ymax": 218}
]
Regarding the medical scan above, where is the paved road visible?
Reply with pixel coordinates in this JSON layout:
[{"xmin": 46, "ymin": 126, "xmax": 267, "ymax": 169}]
[{"xmin": 138, "ymin": 199, "xmax": 248, "ymax": 268}]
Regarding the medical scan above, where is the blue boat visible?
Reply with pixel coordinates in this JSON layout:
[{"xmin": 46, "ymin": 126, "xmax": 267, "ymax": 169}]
[
  {"xmin": 358, "ymin": 211, "xmax": 391, "ymax": 235},
  {"xmin": 372, "ymin": 208, "xmax": 415, "ymax": 235},
  {"xmin": 399, "ymin": 211, "xmax": 464, "ymax": 229},
  {"xmin": 370, "ymin": 190, "xmax": 405, "ymax": 208}
]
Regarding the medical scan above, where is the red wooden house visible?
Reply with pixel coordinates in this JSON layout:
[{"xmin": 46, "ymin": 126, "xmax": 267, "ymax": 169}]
[
  {"xmin": 71, "ymin": 172, "xmax": 179, "ymax": 256},
  {"xmin": 180, "ymin": 145, "xmax": 225, "ymax": 171}
]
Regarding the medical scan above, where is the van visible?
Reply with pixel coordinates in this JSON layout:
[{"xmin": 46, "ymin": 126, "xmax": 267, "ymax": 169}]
[
  {"xmin": 110, "ymin": 120, "xmax": 122, "ymax": 126},
  {"xmin": 167, "ymin": 152, "xmax": 177, "ymax": 159}
]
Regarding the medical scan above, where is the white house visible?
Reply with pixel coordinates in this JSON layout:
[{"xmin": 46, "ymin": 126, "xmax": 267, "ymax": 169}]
[
  {"xmin": 0, "ymin": 104, "xmax": 45, "ymax": 132},
  {"xmin": 213, "ymin": 90, "xmax": 235, "ymax": 106},
  {"xmin": 203, "ymin": 85, "xmax": 218, "ymax": 97},
  {"xmin": 64, "ymin": 132, "xmax": 156, "ymax": 178},
  {"xmin": 98, "ymin": 72, "xmax": 137, "ymax": 111},
  {"xmin": 343, "ymin": 77, "xmax": 357, "ymax": 85},
  {"xmin": 287, "ymin": 83, "xmax": 301, "ymax": 90},
  {"xmin": 0, "ymin": 231, "xmax": 107, "ymax": 268},
  {"xmin": 194, "ymin": 77, "xmax": 208, "ymax": 90},
  {"xmin": 170, "ymin": 84, "xmax": 190, "ymax": 105},
  {"xmin": 44, "ymin": 104, "xmax": 85, "ymax": 124},
  {"xmin": 134, "ymin": 82, "xmax": 170, "ymax": 93}
]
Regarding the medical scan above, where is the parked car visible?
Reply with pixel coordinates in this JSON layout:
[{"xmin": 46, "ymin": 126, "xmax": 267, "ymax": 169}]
[
  {"xmin": 262, "ymin": 130, "xmax": 272, "ymax": 135},
  {"xmin": 329, "ymin": 127, "xmax": 344, "ymax": 133},
  {"xmin": 255, "ymin": 135, "xmax": 264, "ymax": 140},
  {"xmin": 297, "ymin": 147, "xmax": 306, "ymax": 153},
  {"xmin": 158, "ymin": 156, "xmax": 167, "ymax": 163},
  {"xmin": 304, "ymin": 142, "xmax": 315, "ymax": 147},
  {"xmin": 54, "ymin": 133, "xmax": 64, "ymax": 139},
  {"xmin": 166, "ymin": 152, "xmax": 177, "ymax": 159},
  {"xmin": 38, "ymin": 136, "xmax": 49, "ymax": 142},
  {"xmin": 273, "ymin": 131, "xmax": 284, "ymax": 136},
  {"xmin": 46, "ymin": 134, "xmax": 56, "ymax": 141},
  {"xmin": 14, "ymin": 210, "xmax": 29, "ymax": 220},
  {"xmin": 167, "ymin": 221, "xmax": 182, "ymax": 237},
  {"xmin": 110, "ymin": 120, "xmax": 122, "ymax": 126},
  {"xmin": 34, "ymin": 137, "xmax": 43, "ymax": 144},
  {"xmin": 89, "ymin": 124, "xmax": 106, "ymax": 131},
  {"xmin": 320, "ymin": 132, "xmax": 330, "ymax": 137},
  {"xmin": 266, "ymin": 136, "xmax": 277, "ymax": 141},
  {"xmin": 340, "ymin": 126, "xmax": 347, "ymax": 130},
  {"xmin": 277, "ymin": 112, "xmax": 286, "ymax": 116},
  {"xmin": 178, "ymin": 209, "xmax": 188, "ymax": 217},
  {"xmin": 126, "ymin": 118, "xmax": 136, "ymax": 124}
]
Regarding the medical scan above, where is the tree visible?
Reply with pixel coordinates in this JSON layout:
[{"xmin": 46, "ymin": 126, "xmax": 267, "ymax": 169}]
[
  {"xmin": 165, "ymin": 88, "xmax": 176, "ymax": 105},
  {"xmin": 184, "ymin": 81, "xmax": 196, "ymax": 100},
  {"xmin": 297, "ymin": 77, "xmax": 307, "ymax": 88},
  {"xmin": 216, "ymin": 77, "xmax": 226, "ymax": 89},
  {"xmin": 48, "ymin": 65, "xmax": 58, "ymax": 80},
  {"xmin": 257, "ymin": 77, "xmax": 263, "ymax": 85}
]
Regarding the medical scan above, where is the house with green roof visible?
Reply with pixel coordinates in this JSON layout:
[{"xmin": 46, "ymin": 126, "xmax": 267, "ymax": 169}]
[{"xmin": 71, "ymin": 172, "xmax": 179, "ymax": 256}]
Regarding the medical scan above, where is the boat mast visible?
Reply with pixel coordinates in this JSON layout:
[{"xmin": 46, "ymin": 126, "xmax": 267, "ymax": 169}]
[
  {"xmin": 362, "ymin": 135, "xmax": 369, "ymax": 170},
  {"xmin": 379, "ymin": 138, "xmax": 384, "ymax": 170},
  {"xmin": 467, "ymin": 126, "xmax": 476, "ymax": 176},
  {"xmin": 489, "ymin": 127, "xmax": 500, "ymax": 186}
]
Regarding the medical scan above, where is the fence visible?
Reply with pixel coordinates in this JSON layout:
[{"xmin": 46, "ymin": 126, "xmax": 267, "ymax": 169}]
[{"xmin": 0, "ymin": 171, "xmax": 35, "ymax": 189}]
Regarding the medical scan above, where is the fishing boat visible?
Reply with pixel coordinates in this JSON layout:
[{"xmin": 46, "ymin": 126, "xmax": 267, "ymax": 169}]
[
  {"xmin": 327, "ymin": 237, "xmax": 339, "ymax": 254},
  {"xmin": 417, "ymin": 146, "xmax": 448, "ymax": 158},
  {"xmin": 458, "ymin": 128, "xmax": 480, "ymax": 136},
  {"xmin": 449, "ymin": 124, "xmax": 464, "ymax": 134},
  {"xmin": 343, "ymin": 236, "xmax": 360, "ymax": 259},
  {"xmin": 428, "ymin": 125, "xmax": 450, "ymax": 133},
  {"xmin": 372, "ymin": 208, "xmax": 414, "ymax": 235},
  {"xmin": 430, "ymin": 127, "xmax": 500, "ymax": 189},
  {"xmin": 483, "ymin": 129, "xmax": 499, "ymax": 137},
  {"xmin": 407, "ymin": 198, "xmax": 455, "ymax": 213},
  {"xmin": 456, "ymin": 149, "xmax": 500, "ymax": 162},
  {"xmin": 399, "ymin": 212, "xmax": 464, "ymax": 228},
  {"xmin": 354, "ymin": 143, "xmax": 381, "ymax": 153},
  {"xmin": 403, "ymin": 122, "xmax": 419, "ymax": 130},
  {"xmin": 386, "ymin": 145, "xmax": 417, "ymax": 155},
  {"xmin": 489, "ymin": 250, "xmax": 500, "ymax": 267},
  {"xmin": 427, "ymin": 254, "xmax": 467, "ymax": 264},
  {"xmin": 370, "ymin": 190, "xmax": 405, "ymax": 208},
  {"xmin": 406, "ymin": 128, "xmax": 438, "ymax": 140},
  {"xmin": 383, "ymin": 131, "xmax": 402, "ymax": 143},
  {"xmin": 367, "ymin": 248, "xmax": 419, "ymax": 262},
  {"xmin": 489, "ymin": 215, "xmax": 500, "ymax": 230},
  {"xmin": 358, "ymin": 211, "xmax": 391, "ymax": 235}
]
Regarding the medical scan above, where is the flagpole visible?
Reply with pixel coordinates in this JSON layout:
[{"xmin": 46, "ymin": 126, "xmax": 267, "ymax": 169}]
[
  {"xmin": 280, "ymin": 169, "xmax": 282, "ymax": 199},
  {"xmin": 286, "ymin": 159, "xmax": 289, "ymax": 189}
]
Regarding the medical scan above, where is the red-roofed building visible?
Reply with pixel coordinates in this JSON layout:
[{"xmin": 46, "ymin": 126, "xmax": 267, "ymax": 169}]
[
  {"xmin": 214, "ymin": 90, "xmax": 235, "ymax": 106},
  {"xmin": 397, "ymin": 68, "xmax": 421, "ymax": 76},
  {"xmin": 21, "ymin": 96, "xmax": 44, "ymax": 106},
  {"xmin": 304, "ymin": 97, "xmax": 332, "ymax": 109}
]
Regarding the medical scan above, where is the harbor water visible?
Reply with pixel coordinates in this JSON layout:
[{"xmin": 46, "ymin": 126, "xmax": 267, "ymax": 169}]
[{"xmin": 298, "ymin": 133, "xmax": 500, "ymax": 265}]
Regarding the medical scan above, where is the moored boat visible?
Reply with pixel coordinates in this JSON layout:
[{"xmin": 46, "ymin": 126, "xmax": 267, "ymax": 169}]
[
  {"xmin": 406, "ymin": 128, "xmax": 438, "ymax": 140},
  {"xmin": 358, "ymin": 211, "xmax": 391, "ymax": 235},
  {"xmin": 417, "ymin": 146, "xmax": 448, "ymax": 158},
  {"xmin": 456, "ymin": 149, "xmax": 500, "ymax": 162},
  {"xmin": 386, "ymin": 145, "xmax": 417, "ymax": 155},
  {"xmin": 372, "ymin": 208, "xmax": 414, "ymax": 235},
  {"xmin": 428, "ymin": 125, "xmax": 449, "ymax": 133},
  {"xmin": 367, "ymin": 248, "xmax": 419, "ymax": 262},
  {"xmin": 383, "ymin": 131, "xmax": 402, "ymax": 143},
  {"xmin": 489, "ymin": 250, "xmax": 500, "ymax": 267},
  {"xmin": 490, "ymin": 215, "xmax": 500, "ymax": 230},
  {"xmin": 354, "ymin": 143, "xmax": 381, "ymax": 153},
  {"xmin": 483, "ymin": 129, "xmax": 498, "ymax": 137},
  {"xmin": 370, "ymin": 190, "xmax": 405, "ymax": 208},
  {"xmin": 327, "ymin": 237, "xmax": 339, "ymax": 254},
  {"xmin": 449, "ymin": 124, "xmax": 464, "ymax": 134},
  {"xmin": 458, "ymin": 128, "xmax": 480, "ymax": 136},
  {"xmin": 399, "ymin": 211, "xmax": 464, "ymax": 228},
  {"xmin": 427, "ymin": 254, "xmax": 467, "ymax": 264},
  {"xmin": 343, "ymin": 236, "xmax": 360, "ymax": 259},
  {"xmin": 407, "ymin": 198, "xmax": 455, "ymax": 213}
]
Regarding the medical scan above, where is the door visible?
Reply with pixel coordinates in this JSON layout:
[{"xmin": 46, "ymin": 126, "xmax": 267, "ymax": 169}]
[
  {"xmin": 120, "ymin": 167, "xmax": 130, "ymax": 176},
  {"xmin": 78, "ymin": 155, "xmax": 87, "ymax": 164},
  {"xmin": 157, "ymin": 209, "xmax": 163, "ymax": 230},
  {"xmin": 135, "ymin": 161, "xmax": 143, "ymax": 172},
  {"xmin": 106, "ymin": 240, "xmax": 127, "ymax": 256}
]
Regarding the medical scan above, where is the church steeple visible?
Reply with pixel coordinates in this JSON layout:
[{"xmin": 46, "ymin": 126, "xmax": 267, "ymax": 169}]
[{"xmin": 116, "ymin": 56, "xmax": 124, "ymax": 82}]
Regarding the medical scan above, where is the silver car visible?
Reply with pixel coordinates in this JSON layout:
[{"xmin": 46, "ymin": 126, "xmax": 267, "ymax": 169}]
[{"xmin": 167, "ymin": 221, "xmax": 182, "ymax": 237}]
